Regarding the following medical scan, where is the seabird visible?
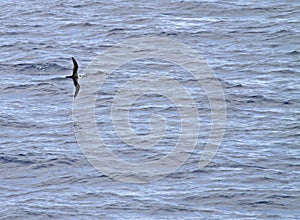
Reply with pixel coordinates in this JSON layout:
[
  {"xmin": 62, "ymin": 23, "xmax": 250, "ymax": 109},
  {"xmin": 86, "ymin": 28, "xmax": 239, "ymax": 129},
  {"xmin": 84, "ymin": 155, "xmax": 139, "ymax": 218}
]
[{"xmin": 66, "ymin": 57, "xmax": 80, "ymax": 98}]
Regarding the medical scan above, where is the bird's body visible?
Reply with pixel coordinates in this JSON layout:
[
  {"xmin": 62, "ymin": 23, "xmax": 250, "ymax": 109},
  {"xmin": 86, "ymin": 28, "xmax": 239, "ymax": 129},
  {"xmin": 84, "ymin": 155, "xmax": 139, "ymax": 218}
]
[{"xmin": 66, "ymin": 57, "xmax": 80, "ymax": 98}]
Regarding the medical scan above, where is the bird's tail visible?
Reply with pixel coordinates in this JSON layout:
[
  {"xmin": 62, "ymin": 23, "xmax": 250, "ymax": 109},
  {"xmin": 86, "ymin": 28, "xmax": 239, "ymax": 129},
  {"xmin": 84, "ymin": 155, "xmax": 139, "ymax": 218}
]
[{"xmin": 65, "ymin": 75, "xmax": 72, "ymax": 78}]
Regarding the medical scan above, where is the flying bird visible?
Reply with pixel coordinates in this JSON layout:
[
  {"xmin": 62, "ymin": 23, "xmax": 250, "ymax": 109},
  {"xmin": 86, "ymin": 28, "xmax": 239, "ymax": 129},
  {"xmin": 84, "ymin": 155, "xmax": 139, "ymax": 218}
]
[{"xmin": 66, "ymin": 57, "xmax": 80, "ymax": 98}]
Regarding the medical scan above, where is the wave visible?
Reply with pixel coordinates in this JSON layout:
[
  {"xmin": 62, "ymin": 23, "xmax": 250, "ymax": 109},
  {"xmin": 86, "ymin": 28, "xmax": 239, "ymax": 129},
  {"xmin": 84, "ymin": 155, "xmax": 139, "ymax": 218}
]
[
  {"xmin": 227, "ymin": 94, "xmax": 288, "ymax": 105},
  {"xmin": 63, "ymin": 22, "xmax": 96, "ymax": 28},
  {"xmin": 286, "ymin": 50, "xmax": 300, "ymax": 55},
  {"xmin": 5, "ymin": 81, "xmax": 55, "ymax": 90},
  {"xmin": 8, "ymin": 63, "xmax": 68, "ymax": 74},
  {"xmin": 0, "ymin": 155, "xmax": 35, "ymax": 165}
]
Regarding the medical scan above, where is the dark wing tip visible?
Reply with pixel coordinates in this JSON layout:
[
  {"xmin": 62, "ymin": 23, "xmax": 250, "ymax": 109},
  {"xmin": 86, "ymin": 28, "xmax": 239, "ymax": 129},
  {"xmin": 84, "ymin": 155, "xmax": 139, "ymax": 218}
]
[
  {"xmin": 72, "ymin": 57, "xmax": 79, "ymax": 74},
  {"xmin": 72, "ymin": 57, "xmax": 78, "ymax": 66}
]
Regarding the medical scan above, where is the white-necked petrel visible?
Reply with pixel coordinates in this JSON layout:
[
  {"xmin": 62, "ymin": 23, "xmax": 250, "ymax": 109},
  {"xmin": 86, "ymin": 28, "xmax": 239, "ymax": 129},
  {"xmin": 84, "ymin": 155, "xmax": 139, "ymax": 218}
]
[{"xmin": 66, "ymin": 57, "xmax": 80, "ymax": 98}]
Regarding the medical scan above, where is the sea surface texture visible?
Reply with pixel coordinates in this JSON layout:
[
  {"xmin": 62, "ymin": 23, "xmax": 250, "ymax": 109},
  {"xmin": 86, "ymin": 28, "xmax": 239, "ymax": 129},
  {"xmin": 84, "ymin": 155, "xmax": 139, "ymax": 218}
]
[{"xmin": 1, "ymin": 0, "xmax": 299, "ymax": 219}]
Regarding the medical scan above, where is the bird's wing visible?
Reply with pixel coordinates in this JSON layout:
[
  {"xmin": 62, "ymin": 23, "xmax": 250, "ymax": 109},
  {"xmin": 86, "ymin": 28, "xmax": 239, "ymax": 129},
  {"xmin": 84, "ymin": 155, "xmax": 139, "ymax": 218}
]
[
  {"xmin": 73, "ymin": 79, "xmax": 80, "ymax": 98},
  {"xmin": 72, "ymin": 78, "xmax": 78, "ymax": 86},
  {"xmin": 74, "ymin": 84, "xmax": 80, "ymax": 98},
  {"xmin": 72, "ymin": 57, "xmax": 79, "ymax": 77}
]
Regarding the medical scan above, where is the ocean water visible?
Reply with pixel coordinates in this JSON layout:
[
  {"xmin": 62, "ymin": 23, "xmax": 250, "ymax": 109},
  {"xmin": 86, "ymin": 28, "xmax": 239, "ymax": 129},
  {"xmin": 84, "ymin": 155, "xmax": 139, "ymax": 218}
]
[{"xmin": 1, "ymin": 0, "xmax": 299, "ymax": 219}]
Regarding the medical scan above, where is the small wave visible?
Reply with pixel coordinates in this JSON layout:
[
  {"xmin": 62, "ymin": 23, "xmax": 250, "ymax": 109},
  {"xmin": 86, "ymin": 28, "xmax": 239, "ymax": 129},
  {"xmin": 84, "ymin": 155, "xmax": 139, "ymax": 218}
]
[
  {"xmin": 245, "ymin": 95, "xmax": 274, "ymax": 103},
  {"xmin": 0, "ymin": 43, "xmax": 15, "ymax": 48},
  {"xmin": 32, "ymin": 158, "xmax": 79, "ymax": 169},
  {"xmin": 108, "ymin": 28, "xmax": 125, "ymax": 33},
  {"xmin": 223, "ymin": 81, "xmax": 244, "ymax": 88},
  {"xmin": 271, "ymin": 29, "xmax": 291, "ymax": 35},
  {"xmin": 72, "ymin": 2, "xmax": 100, "ymax": 8},
  {"xmin": 160, "ymin": 31, "xmax": 178, "ymax": 36},
  {"xmin": 228, "ymin": 94, "xmax": 282, "ymax": 105},
  {"xmin": 0, "ymin": 155, "xmax": 34, "ymax": 165},
  {"xmin": 36, "ymin": 82, "xmax": 52, "ymax": 86},
  {"xmin": 5, "ymin": 81, "xmax": 55, "ymax": 91},
  {"xmin": 0, "ymin": 31, "xmax": 29, "ymax": 36},
  {"xmin": 0, "ymin": 118, "xmax": 45, "ymax": 129},
  {"xmin": 286, "ymin": 50, "xmax": 300, "ymax": 55},
  {"xmin": 14, "ymin": 63, "xmax": 68, "ymax": 74},
  {"xmin": 5, "ymin": 84, "xmax": 31, "ymax": 90},
  {"xmin": 64, "ymin": 22, "xmax": 95, "ymax": 28}
]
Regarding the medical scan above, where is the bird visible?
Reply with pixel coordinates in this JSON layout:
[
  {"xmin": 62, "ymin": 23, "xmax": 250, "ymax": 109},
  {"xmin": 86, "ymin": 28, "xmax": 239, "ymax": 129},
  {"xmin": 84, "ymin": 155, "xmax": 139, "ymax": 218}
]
[{"xmin": 66, "ymin": 57, "xmax": 80, "ymax": 98}]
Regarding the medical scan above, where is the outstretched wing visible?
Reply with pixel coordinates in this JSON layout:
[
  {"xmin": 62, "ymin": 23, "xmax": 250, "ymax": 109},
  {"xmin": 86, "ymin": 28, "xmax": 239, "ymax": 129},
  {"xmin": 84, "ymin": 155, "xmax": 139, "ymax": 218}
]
[
  {"xmin": 72, "ymin": 78, "xmax": 80, "ymax": 98},
  {"xmin": 72, "ymin": 57, "xmax": 79, "ymax": 77}
]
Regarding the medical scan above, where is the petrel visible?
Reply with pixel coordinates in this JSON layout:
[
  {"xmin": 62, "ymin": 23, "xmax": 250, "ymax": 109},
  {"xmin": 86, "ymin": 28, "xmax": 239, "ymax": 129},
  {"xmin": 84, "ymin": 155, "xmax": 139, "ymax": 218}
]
[{"xmin": 66, "ymin": 57, "xmax": 80, "ymax": 98}]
